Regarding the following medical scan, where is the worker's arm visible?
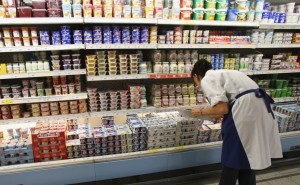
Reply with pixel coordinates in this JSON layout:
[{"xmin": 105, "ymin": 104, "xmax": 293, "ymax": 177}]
[{"xmin": 192, "ymin": 102, "xmax": 229, "ymax": 117}]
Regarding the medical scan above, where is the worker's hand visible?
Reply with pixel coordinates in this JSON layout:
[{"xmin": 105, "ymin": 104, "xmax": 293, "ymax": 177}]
[{"xmin": 192, "ymin": 108, "xmax": 202, "ymax": 117}]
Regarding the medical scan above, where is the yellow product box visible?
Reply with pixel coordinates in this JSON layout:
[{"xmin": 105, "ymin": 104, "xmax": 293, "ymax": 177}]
[
  {"xmin": 0, "ymin": 64, "xmax": 7, "ymax": 74},
  {"xmin": 145, "ymin": 6, "xmax": 154, "ymax": 18}
]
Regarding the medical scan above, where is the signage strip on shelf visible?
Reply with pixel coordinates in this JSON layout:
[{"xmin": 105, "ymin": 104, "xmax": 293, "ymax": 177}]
[
  {"xmin": 274, "ymin": 97, "xmax": 299, "ymax": 103},
  {"xmin": 259, "ymin": 23, "xmax": 300, "ymax": 30},
  {"xmin": 84, "ymin": 18, "xmax": 157, "ymax": 24},
  {"xmin": 0, "ymin": 93, "xmax": 88, "ymax": 105},
  {"xmin": 157, "ymin": 44, "xmax": 257, "ymax": 49},
  {"xmin": 157, "ymin": 19, "xmax": 260, "ymax": 27},
  {"xmin": 1, "ymin": 131, "xmax": 299, "ymax": 173},
  {"xmin": 0, "ymin": 69, "xmax": 86, "ymax": 79},
  {"xmin": 85, "ymin": 44, "xmax": 157, "ymax": 49},
  {"xmin": 86, "ymin": 73, "xmax": 191, "ymax": 81},
  {"xmin": 90, "ymin": 105, "xmax": 209, "ymax": 117},
  {"xmin": 257, "ymin": 44, "xmax": 300, "ymax": 48},
  {"xmin": 0, "ymin": 44, "xmax": 85, "ymax": 53},
  {"xmin": 0, "ymin": 18, "xmax": 84, "ymax": 25},
  {"xmin": 0, "ymin": 113, "xmax": 90, "ymax": 125}
]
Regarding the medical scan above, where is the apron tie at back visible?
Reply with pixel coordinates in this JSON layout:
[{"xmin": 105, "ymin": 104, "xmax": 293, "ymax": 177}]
[{"xmin": 233, "ymin": 88, "xmax": 275, "ymax": 119}]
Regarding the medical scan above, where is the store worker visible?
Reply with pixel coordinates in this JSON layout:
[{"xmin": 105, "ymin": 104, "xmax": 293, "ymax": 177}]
[{"xmin": 191, "ymin": 59, "xmax": 283, "ymax": 185}]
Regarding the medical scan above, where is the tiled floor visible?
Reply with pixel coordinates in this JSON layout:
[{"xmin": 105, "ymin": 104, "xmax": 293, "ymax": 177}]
[{"xmin": 176, "ymin": 164, "xmax": 300, "ymax": 185}]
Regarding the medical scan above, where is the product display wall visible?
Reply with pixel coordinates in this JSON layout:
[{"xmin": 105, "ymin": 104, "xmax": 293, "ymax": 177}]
[{"xmin": 0, "ymin": 0, "xmax": 300, "ymax": 184}]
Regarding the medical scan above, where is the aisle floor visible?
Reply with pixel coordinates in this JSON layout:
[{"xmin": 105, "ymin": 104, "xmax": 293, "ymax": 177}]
[{"xmin": 172, "ymin": 163, "xmax": 300, "ymax": 185}]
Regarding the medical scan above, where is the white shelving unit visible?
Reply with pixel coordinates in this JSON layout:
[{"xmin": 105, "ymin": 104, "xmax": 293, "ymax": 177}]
[
  {"xmin": 0, "ymin": 113, "xmax": 89, "ymax": 125},
  {"xmin": 252, "ymin": 69, "xmax": 300, "ymax": 75},
  {"xmin": 0, "ymin": 69, "xmax": 86, "ymax": 79},
  {"xmin": 0, "ymin": 93, "xmax": 87, "ymax": 105},
  {"xmin": 157, "ymin": 44, "xmax": 257, "ymax": 49},
  {"xmin": 0, "ymin": 130, "xmax": 299, "ymax": 173},
  {"xmin": 86, "ymin": 73, "xmax": 192, "ymax": 81},
  {"xmin": 85, "ymin": 44, "xmax": 157, "ymax": 50},
  {"xmin": 157, "ymin": 19, "xmax": 260, "ymax": 27},
  {"xmin": 274, "ymin": 97, "xmax": 299, "ymax": 103},
  {"xmin": 257, "ymin": 44, "xmax": 300, "ymax": 48},
  {"xmin": 84, "ymin": 18, "xmax": 157, "ymax": 24},
  {"xmin": 0, "ymin": 18, "xmax": 84, "ymax": 25},
  {"xmin": 0, "ymin": 44, "xmax": 85, "ymax": 53},
  {"xmin": 90, "ymin": 104, "xmax": 209, "ymax": 117},
  {"xmin": 259, "ymin": 23, "xmax": 300, "ymax": 29}
]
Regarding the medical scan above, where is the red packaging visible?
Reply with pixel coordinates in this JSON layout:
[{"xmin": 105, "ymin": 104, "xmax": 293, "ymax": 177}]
[
  {"xmin": 180, "ymin": 9, "xmax": 192, "ymax": 20},
  {"xmin": 32, "ymin": 0, "xmax": 46, "ymax": 9},
  {"xmin": 17, "ymin": 6, "xmax": 32, "ymax": 17},
  {"xmin": 48, "ymin": 8, "xmax": 62, "ymax": 17},
  {"xmin": 32, "ymin": 9, "xmax": 47, "ymax": 17}
]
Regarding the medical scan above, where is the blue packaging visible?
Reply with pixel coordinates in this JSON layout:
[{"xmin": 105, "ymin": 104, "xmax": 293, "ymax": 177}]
[
  {"xmin": 274, "ymin": 12, "xmax": 279, "ymax": 23},
  {"xmin": 268, "ymin": 11, "xmax": 276, "ymax": 22},
  {"xmin": 74, "ymin": 40, "xmax": 83, "ymax": 44},
  {"xmin": 61, "ymin": 26, "xmax": 70, "ymax": 31},
  {"xmin": 85, "ymin": 39, "xmax": 93, "ymax": 44},
  {"xmin": 52, "ymin": 37, "xmax": 61, "ymax": 45},
  {"xmin": 93, "ymin": 35, "xmax": 102, "ymax": 39},
  {"xmin": 262, "ymin": 11, "xmax": 270, "ymax": 21},
  {"xmin": 40, "ymin": 39, "xmax": 50, "ymax": 45},
  {"xmin": 62, "ymin": 35, "xmax": 71, "ymax": 40},
  {"xmin": 278, "ymin": 13, "xmax": 286, "ymax": 23},
  {"xmin": 73, "ymin": 35, "xmax": 82, "ymax": 40},
  {"xmin": 62, "ymin": 39, "xmax": 71, "ymax": 44},
  {"xmin": 93, "ymin": 26, "xmax": 101, "ymax": 30},
  {"xmin": 93, "ymin": 39, "xmax": 102, "ymax": 44},
  {"xmin": 73, "ymin": 30, "xmax": 82, "ymax": 36},
  {"xmin": 226, "ymin": 9, "xmax": 238, "ymax": 21},
  {"xmin": 52, "ymin": 31, "xmax": 60, "ymax": 37},
  {"xmin": 84, "ymin": 29, "xmax": 93, "ymax": 37},
  {"xmin": 39, "ymin": 31, "xmax": 49, "ymax": 37},
  {"xmin": 84, "ymin": 35, "xmax": 93, "ymax": 40},
  {"xmin": 93, "ymin": 30, "xmax": 102, "ymax": 36},
  {"xmin": 263, "ymin": 2, "xmax": 270, "ymax": 11}
]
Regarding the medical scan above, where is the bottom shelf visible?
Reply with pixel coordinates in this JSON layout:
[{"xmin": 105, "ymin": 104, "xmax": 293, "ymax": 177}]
[{"xmin": 0, "ymin": 131, "xmax": 299, "ymax": 185}]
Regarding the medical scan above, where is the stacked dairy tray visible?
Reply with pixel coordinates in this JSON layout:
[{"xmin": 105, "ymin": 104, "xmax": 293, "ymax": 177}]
[
  {"xmin": 274, "ymin": 112, "xmax": 293, "ymax": 133},
  {"xmin": 141, "ymin": 117, "xmax": 176, "ymax": 150},
  {"xmin": 66, "ymin": 120, "xmax": 92, "ymax": 159},
  {"xmin": 174, "ymin": 117, "xmax": 199, "ymax": 146},
  {"xmin": 273, "ymin": 104, "xmax": 300, "ymax": 132},
  {"xmin": 0, "ymin": 128, "xmax": 34, "ymax": 166},
  {"xmin": 31, "ymin": 121, "xmax": 68, "ymax": 162},
  {"xmin": 127, "ymin": 115, "xmax": 147, "ymax": 152}
]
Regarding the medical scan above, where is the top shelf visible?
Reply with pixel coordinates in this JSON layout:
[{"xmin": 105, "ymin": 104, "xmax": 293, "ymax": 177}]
[
  {"xmin": 0, "ymin": 18, "xmax": 299, "ymax": 29},
  {"xmin": 0, "ymin": 18, "xmax": 84, "ymax": 25}
]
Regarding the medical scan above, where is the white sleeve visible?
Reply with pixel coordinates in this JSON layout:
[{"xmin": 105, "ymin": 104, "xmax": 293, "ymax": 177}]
[{"xmin": 201, "ymin": 74, "xmax": 229, "ymax": 107}]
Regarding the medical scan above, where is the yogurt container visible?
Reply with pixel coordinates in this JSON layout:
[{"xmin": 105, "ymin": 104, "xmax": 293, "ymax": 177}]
[
  {"xmin": 193, "ymin": 0, "xmax": 204, "ymax": 8},
  {"xmin": 235, "ymin": 0, "xmax": 248, "ymax": 11},
  {"xmin": 204, "ymin": 9, "xmax": 216, "ymax": 20},
  {"xmin": 204, "ymin": 0, "xmax": 216, "ymax": 9},
  {"xmin": 247, "ymin": 10, "xmax": 255, "ymax": 21},
  {"xmin": 254, "ymin": 11, "xmax": 262, "ymax": 22},
  {"xmin": 227, "ymin": 8, "xmax": 238, "ymax": 21},
  {"xmin": 216, "ymin": 0, "xmax": 228, "ymax": 9},
  {"xmin": 215, "ymin": 9, "xmax": 227, "ymax": 21}
]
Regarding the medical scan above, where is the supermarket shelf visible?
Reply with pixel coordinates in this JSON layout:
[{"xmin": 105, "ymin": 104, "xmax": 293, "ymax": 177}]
[
  {"xmin": 257, "ymin": 44, "xmax": 300, "ymax": 48},
  {"xmin": 0, "ymin": 113, "xmax": 89, "ymax": 125},
  {"xmin": 0, "ymin": 44, "xmax": 85, "ymax": 53},
  {"xmin": 157, "ymin": 44, "xmax": 257, "ymax": 49},
  {"xmin": 0, "ymin": 18, "xmax": 84, "ymax": 25},
  {"xmin": 87, "ymin": 74, "xmax": 148, "ymax": 81},
  {"xmin": 84, "ymin": 18, "xmax": 157, "ymax": 24},
  {"xmin": 0, "ymin": 93, "xmax": 88, "ymax": 105},
  {"xmin": 157, "ymin": 19, "xmax": 259, "ymax": 27},
  {"xmin": 274, "ymin": 97, "xmax": 299, "ymax": 103},
  {"xmin": 0, "ymin": 69, "xmax": 86, "ymax": 79},
  {"xmin": 86, "ymin": 73, "xmax": 191, "ymax": 81},
  {"xmin": 0, "ymin": 131, "xmax": 298, "ymax": 177},
  {"xmin": 259, "ymin": 23, "xmax": 300, "ymax": 29},
  {"xmin": 85, "ymin": 44, "xmax": 157, "ymax": 50},
  {"xmin": 252, "ymin": 69, "xmax": 300, "ymax": 75},
  {"xmin": 90, "ymin": 105, "xmax": 209, "ymax": 117}
]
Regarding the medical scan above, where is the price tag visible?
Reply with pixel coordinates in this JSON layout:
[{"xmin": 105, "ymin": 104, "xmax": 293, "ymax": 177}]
[
  {"xmin": 2, "ymin": 99, "xmax": 14, "ymax": 104},
  {"xmin": 175, "ymin": 146, "xmax": 184, "ymax": 150},
  {"xmin": 149, "ymin": 149, "xmax": 158, "ymax": 153}
]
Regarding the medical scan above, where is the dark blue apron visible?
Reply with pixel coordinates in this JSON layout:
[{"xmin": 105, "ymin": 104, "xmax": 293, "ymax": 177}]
[{"xmin": 221, "ymin": 88, "xmax": 275, "ymax": 170}]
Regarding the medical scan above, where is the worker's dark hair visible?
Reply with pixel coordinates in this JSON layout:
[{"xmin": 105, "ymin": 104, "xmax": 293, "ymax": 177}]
[{"xmin": 191, "ymin": 59, "xmax": 212, "ymax": 78}]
